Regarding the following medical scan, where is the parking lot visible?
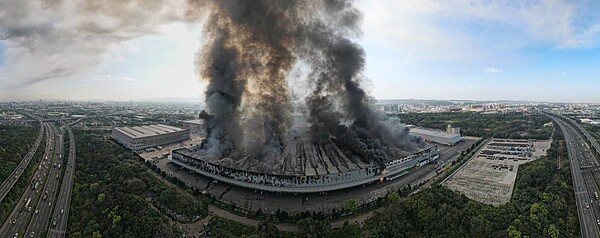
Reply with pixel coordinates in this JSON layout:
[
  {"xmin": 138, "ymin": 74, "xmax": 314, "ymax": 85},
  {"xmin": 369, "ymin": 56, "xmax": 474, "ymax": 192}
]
[{"xmin": 445, "ymin": 139, "xmax": 551, "ymax": 206}]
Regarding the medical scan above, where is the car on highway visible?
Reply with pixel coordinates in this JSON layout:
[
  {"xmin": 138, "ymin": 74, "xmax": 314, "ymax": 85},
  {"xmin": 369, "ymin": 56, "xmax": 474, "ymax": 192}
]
[
  {"xmin": 30, "ymin": 231, "xmax": 34, "ymax": 237},
  {"xmin": 49, "ymin": 202, "xmax": 52, "ymax": 207},
  {"xmin": 14, "ymin": 233, "xmax": 18, "ymax": 238},
  {"xmin": 597, "ymin": 219, "xmax": 600, "ymax": 226},
  {"xmin": 61, "ymin": 209, "xmax": 64, "ymax": 214},
  {"xmin": 52, "ymin": 218, "xmax": 57, "ymax": 227},
  {"xmin": 35, "ymin": 209, "xmax": 39, "ymax": 214},
  {"xmin": 587, "ymin": 203, "xmax": 590, "ymax": 209}
]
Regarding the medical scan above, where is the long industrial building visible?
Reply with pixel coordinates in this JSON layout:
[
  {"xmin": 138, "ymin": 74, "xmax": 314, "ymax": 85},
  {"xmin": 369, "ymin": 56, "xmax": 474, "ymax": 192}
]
[
  {"xmin": 170, "ymin": 142, "xmax": 439, "ymax": 193},
  {"xmin": 181, "ymin": 119, "xmax": 205, "ymax": 135},
  {"xmin": 112, "ymin": 124, "xmax": 190, "ymax": 150},
  {"xmin": 409, "ymin": 127, "xmax": 463, "ymax": 145}
]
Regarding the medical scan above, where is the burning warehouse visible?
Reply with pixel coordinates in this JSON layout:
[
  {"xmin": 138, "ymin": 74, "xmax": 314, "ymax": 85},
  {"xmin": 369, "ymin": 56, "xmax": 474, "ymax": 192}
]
[{"xmin": 168, "ymin": 0, "xmax": 439, "ymax": 192}]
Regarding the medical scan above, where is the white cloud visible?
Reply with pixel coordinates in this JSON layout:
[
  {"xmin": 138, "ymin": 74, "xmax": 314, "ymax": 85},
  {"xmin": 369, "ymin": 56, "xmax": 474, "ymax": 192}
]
[
  {"xmin": 0, "ymin": 0, "xmax": 200, "ymax": 90},
  {"xmin": 484, "ymin": 67, "xmax": 503, "ymax": 74},
  {"xmin": 82, "ymin": 75, "xmax": 140, "ymax": 83},
  {"xmin": 357, "ymin": 0, "xmax": 600, "ymax": 61}
]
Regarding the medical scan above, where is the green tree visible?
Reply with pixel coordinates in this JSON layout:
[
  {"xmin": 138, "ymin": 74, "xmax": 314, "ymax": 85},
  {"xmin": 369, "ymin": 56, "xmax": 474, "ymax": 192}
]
[
  {"xmin": 298, "ymin": 218, "xmax": 332, "ymax": 238},
  {"xmin": 507, "ymin": 225, "xmax": 522, "ymax": 238},
  {"xmin": 343, "ymin": 199, "xmax": 358, "ymax": 212},
  {"xmin": 92, "ymin": 231, "xmax": 102, "ymax": 238},
  {"xmin": 386, "ymin": 190, "xmax": 401, "ymax": 204},
  {"xmin": 90, "ymin": 182, "xmax": 100, "ymax": 191},
  {"xmin": 546, "ymin": 224, "xmax": 559, "ymax": 238},
  {"xmin": 97, "ymin": 193, "xmax": 106, "ymax": 203},
  {"xmin": 112, "ymin": 215, "xmax": 122, "ymax": 228}
]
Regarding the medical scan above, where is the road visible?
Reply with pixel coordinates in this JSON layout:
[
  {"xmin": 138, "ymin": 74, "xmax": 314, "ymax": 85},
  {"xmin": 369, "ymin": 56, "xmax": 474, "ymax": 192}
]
[
  {"xmin": 550, "ymin": 115, "xmax": 600, "ymax": 238},
  {"xmin": 0, "ymin": 119, "xmax": 45, "ymax": 204},
  {"xmin": 25, "ymin": 123, "xmax": 64, "ymax": 237},
  {"xmin": 0, "ymin": 122, "xmax": 57, "ymax": 237},
  {"xmin": 47, "ymin": 126, "xmax": 76, "ymax": 238},
  {"xmin": 558, "ymin": 114, "xmax": 600, "ymax": 157}
]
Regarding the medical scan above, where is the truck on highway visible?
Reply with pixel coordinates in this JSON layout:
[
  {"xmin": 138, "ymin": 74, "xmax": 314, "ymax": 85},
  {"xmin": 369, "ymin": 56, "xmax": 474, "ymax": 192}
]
[
  {"xmin": 595, "ymin": 191, "xmax": 599, "ymax": 200},
  {"xmin": 24, "ymin": 198, "xmax": 31, "ymax": 211}
]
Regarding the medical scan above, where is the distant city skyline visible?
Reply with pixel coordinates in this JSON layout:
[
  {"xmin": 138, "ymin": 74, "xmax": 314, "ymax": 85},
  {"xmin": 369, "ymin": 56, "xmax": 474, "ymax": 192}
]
[{"xmin": 1, "ymin": 0, "xmax": 600, "ymax": 103}]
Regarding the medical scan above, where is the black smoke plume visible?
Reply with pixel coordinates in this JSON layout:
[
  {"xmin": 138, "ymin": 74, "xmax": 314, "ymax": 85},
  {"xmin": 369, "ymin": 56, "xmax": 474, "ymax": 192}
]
[{"xmin": 195, "ymin": 0, "xmax": 422, "ymax": 167}]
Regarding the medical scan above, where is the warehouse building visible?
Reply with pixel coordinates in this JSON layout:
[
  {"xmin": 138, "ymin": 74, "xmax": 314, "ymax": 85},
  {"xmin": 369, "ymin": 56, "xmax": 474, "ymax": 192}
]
[
  {"xmin": 181, "ymin": 119, "xmax": 205, "ymax": 135},
  {"xmin": 112, "ymin": 124, "xmax": 190, "ymax": 150},
  {"xmin": 409, "ymin": 127, "xmax": 463, "ymax": 145}
]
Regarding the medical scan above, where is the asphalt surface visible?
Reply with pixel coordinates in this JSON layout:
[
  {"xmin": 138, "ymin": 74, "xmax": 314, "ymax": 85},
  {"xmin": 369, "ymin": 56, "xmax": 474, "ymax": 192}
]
[
  {"xmin": 25, "ymin": 123, "xmax": 64, "ymax": 238},
  {"xmin": 47, "ymin": 126, "xmax": 76, "ymax": 238},
  {"xmin": 552, "ymin": 116, "xmax": 600, "ymax": 238},
  {"xmin": 558, "ymin": 114, "xmax": 600, "ymax": 157},
  {"xmin": 0, "ymin": 119, "xmax": 45, "ymax": 204},
  {"xmin": 0, "ymin": 122, "xmax": 56, "ymax": 238}
]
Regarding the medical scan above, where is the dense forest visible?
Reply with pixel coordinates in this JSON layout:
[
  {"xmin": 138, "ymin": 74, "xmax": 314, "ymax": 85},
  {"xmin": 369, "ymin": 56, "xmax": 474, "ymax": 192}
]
[
  {"xmin": 0, "ymin": 124, "xmax": 37, "ymax": 182},
  {"xmin": 397, "ymin": 112, "xmax": 553, "ymax": 139},
  {"xmin": 67, "ymin": 130, "xmax": 207, "ymax": 238},
  {"xmin": 0, "ymin": 124, "xmax": 43, "ymax": 224},
  {"xmin": 205, "ymin": 126, "xmax": 578, "ymax": 237}
]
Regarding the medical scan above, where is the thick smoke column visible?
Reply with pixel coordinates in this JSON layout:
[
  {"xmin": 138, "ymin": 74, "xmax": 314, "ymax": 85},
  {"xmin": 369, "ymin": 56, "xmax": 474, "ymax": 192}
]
[
  {"xmin": 196, "ymin": 1, "xmax": 300, "ymax": 160},
  {"xmin": 196, "ymin": 0, "xmax": 422, "ymax": 166}
]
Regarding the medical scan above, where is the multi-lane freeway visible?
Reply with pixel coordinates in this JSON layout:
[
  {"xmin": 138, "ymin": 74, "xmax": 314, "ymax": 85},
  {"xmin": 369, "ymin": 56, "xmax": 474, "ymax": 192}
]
[
  {"xmin": 47, "ymin": 126, "xmax": 77, "ymax": 238},
  {"xmin": 550, "ymin": 114, "xmax": 600, "ymax": 238},
  {"xmin": 0, "ymin": 122, "xmax": 57, "ymax": 237},
  {"xmin": 0, "ymin": 120, "xmax": 79, "ymax": 238},
  {"xmin": 25, "ymin": 123, "xmax": 64, "ymax": 237},
  {"xmin": 558, "ymin": 114, "xmax": 600, "ymax": 158},
  {"xmin": 0, "ymin": 119, "xmax": 45, "ymax": 203}
]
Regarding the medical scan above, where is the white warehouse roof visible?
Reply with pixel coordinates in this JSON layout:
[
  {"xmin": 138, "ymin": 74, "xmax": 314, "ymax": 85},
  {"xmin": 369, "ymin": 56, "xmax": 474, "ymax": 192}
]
[
  {"xmin": 182, "ymin": 119, "xmax": 205, "ymax": 125},
  {"xmin": 409, "ymin": 128, "xmax": 460, "ymax": 139},
  {"xmin": 114, "ymin": 124, "xmax": 186, "ymax": 139}
]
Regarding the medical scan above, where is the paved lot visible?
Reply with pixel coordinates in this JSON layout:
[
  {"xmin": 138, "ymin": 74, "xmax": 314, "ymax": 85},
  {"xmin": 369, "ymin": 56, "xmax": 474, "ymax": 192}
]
[
  {"xmin": 138, "ymin": 135, "xmax": 204, "ymax": 162},
  {"xmin": 445, "ymin": 139, "xmax": 551, "ymax": 206}
]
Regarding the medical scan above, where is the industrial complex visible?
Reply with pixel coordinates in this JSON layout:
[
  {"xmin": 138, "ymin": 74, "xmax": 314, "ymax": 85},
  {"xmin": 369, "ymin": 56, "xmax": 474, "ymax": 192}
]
[
  {"xmin": 181, "ymin": 119, "xmax": 205, "ymax": 135},
  {"xmin": 111, "ymin": 124, "xmax": 190, "ymax": 150},
  {"xmin": 170, "ymin": 142, "xmax": 439, "ymax": 193},
  {"xmin": 409, "ymin": 126, "xmax": 463, "ymax": 145}
]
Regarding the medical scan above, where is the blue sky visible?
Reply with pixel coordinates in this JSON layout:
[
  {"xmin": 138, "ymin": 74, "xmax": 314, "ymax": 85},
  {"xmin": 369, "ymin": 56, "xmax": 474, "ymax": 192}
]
[{"xmin": 1, "ymin": 0, "xmax": 600, "ymax": 102}]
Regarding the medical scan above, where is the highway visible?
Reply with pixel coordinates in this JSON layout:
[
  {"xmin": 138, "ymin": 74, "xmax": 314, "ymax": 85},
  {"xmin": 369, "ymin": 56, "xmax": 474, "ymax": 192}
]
[
  {"xmin": 551, "ymin": 115, "xmax": 600, "ymax": 238},
  {"xmin": 25, "ymin": 123, "xmax": 64, "ymax": 237},
  {"xmin": 0, "ymin": 119, "xmax": 45, "ymax": 203},
  {"xmin": 0, "ymin": 122, "xmax": 56, "ymax": 237},
  {"xmin": 560, "ymin": 114, "xmax": 600, "ymax": 157},
  {"xmin": 47, "ymin": 126, "xmax": 76, "ymax": 238}
]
